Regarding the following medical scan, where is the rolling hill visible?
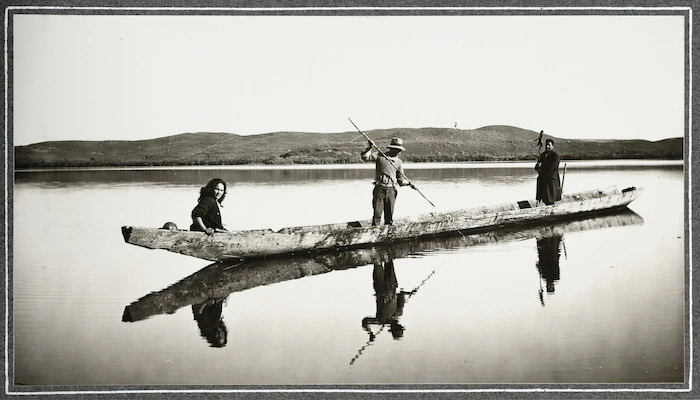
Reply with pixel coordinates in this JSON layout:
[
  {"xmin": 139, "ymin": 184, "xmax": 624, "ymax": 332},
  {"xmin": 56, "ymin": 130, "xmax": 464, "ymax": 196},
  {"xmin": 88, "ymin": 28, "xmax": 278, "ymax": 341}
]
[{"xmin": 14, "ymin": 126, "xmax": 683, "ymax": 168}]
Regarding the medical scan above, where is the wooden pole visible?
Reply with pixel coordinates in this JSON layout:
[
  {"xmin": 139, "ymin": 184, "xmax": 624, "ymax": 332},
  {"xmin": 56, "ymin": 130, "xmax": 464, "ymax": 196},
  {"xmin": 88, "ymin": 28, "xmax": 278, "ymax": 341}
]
[{"xmin": 561, "ymin": 163, "xmax": 567, "ymax": 193}]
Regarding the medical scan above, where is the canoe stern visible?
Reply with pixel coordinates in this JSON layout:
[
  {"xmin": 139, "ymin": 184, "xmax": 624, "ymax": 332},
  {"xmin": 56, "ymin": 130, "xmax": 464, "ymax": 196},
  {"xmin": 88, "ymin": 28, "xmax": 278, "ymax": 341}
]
[{"xmin": 121, "ymin": 226, "xmax": 133, "ymax": 243}]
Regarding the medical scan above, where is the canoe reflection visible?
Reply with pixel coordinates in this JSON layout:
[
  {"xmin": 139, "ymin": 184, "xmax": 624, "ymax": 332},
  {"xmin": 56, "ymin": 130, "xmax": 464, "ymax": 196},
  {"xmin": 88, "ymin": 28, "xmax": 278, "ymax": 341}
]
[{"xmin": 122, "ymin": 209, "xmax": 643, "ymax": 347}]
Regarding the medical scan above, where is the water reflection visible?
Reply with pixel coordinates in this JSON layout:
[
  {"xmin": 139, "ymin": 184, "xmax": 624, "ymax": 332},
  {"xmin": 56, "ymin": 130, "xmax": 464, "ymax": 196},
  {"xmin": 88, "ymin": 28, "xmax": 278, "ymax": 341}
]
[
  {"xmin": 364, "ymin": 259, "xmax": 407, "ymax": 340},
  {"xmin": 192, "ymin": 299, "xmax": 228, "ymax": 348},
  {"xmin": 349, "ymin": 260, "xmax": 435, "ymax": 365},
  {"xmin": 122, "ymin": 209, "xmax": 643, "ymax": 347},
  {"xmin": 15, "ymin": 162, "xmax": 682, "ymax": 187},
  {"xmin": 537, "ymin": 235, "xmax": 564, "ymax": 305},
  {"xmin": 362, "ymin": 260, "xmax": 435, "ymax": 340},
  {"xmin": 11, "ymin": 165, "xmax": 561, "ymax": 187},
  {"xmin": 15, "ymin": 168, "xmax": 376, "ymax": 187}
]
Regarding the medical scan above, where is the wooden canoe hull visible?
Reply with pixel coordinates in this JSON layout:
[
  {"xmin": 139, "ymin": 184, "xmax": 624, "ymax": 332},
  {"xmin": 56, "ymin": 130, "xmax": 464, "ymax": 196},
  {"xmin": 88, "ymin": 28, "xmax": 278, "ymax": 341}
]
[
  {"xmin": 123, "ymin": 209, "xmax": 644, "ymax": 322},
  {"xmin": 121, "ymin": 185, "xmax": 643, "ymax": 261}
]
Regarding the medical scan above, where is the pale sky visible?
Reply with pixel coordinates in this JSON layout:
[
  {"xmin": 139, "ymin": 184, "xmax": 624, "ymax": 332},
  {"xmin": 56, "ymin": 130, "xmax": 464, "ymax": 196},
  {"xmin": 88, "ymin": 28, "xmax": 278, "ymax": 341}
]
[{"xmin": 11, "ymin": 12, "xmax": 686, "ymax": 146}]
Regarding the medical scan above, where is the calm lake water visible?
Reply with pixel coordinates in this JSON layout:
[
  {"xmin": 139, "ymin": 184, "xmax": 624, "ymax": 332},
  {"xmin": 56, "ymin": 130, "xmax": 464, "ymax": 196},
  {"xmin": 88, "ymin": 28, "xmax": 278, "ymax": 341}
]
[{"xmin": 12, "ymin": 160, "xmax": 685, "ymax": 388}]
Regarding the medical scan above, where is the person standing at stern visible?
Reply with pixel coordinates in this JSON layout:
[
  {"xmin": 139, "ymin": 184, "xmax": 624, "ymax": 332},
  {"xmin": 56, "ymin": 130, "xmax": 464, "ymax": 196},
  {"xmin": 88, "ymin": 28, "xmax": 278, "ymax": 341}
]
[
  {"xmin": 535, "ymin": 138, "xmax": 562, "ymax": 206},
  {"xmin": 190, "ymin": 178, "xmax": 228, "ymax": 235},
  {"xmin": 361, "ymin": 137, "xmax": 414, "ymax": 226}
]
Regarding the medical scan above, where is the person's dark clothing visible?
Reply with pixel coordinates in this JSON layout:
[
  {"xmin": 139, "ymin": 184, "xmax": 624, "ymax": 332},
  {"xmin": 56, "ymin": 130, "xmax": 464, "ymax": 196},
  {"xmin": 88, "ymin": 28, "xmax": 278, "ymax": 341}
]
[
  {"xmin": 535, "ymin": 150, "xmax": 562, "ymax": 205},
  {"xmin": 190, "ymin": 196, "xmax": 223, "ymax": 231},
  {"xmin": 372, "ymin": 186, "xmax": 397, "ymax": 226}
]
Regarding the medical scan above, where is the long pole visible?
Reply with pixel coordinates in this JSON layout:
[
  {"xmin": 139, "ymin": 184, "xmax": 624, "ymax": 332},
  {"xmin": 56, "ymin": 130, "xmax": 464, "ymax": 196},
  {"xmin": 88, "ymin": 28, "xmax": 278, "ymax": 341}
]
[
  {"xmin": 561, "ymin": 163, "xmax": 567, "ymax": 193},
  {"xmin": 349, "ymin": 324, "xmax": 386, "ymax": 366},
  {"xmin": 348, "ymin": 117, "xmax": 436, "ymax": 208}
]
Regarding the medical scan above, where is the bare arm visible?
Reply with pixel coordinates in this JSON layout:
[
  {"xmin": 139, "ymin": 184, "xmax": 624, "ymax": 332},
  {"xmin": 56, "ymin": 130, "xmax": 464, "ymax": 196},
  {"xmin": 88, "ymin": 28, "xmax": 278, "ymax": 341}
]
[
  {"xmin": 194, "ymin": 217, "xmax": 214, "ymax": 235},
  {"xmin": 395, "ymin": 160, "xmax": 413, "ymax": 188},
  {"xmin": 361, "ymin": 141, "xmax": 377, "ymax": 161}
]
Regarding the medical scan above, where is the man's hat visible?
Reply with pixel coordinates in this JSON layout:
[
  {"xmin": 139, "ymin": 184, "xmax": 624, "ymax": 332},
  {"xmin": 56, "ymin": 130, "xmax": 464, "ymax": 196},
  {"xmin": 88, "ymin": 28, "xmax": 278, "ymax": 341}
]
[{"xmin": 387, "ymin": 137, "xmax": 405, "ymax": 151}]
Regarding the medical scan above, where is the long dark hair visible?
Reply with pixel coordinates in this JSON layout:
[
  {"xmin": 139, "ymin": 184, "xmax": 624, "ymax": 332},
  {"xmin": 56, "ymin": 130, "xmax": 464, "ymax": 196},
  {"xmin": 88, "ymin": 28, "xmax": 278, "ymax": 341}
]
[{"xmin": 199, "ymin": 178, "xmax": 227, "ymax": 204}]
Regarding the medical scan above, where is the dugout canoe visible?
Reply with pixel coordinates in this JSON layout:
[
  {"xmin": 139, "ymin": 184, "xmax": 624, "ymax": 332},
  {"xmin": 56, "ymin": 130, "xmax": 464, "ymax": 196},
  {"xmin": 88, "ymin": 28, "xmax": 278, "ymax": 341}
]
[
  {"xmin": 120, "ymin": 185, "xmax": 643, "ymax": 261},
  {"xmin": 122, "ymin": 209, "xmax": 644, "ymax": 323}
]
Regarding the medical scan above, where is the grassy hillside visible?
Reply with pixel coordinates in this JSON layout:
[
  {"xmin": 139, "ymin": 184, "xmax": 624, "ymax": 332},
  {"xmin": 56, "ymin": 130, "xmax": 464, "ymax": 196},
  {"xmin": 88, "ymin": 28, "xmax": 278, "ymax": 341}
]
[{"xmin": 14, "ymin": 126, "xmax": 683, "ymax": 168}]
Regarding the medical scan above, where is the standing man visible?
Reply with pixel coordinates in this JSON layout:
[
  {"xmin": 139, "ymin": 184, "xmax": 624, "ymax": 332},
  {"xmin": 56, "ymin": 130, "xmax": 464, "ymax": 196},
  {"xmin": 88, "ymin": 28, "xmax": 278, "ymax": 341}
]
[
  {"xmin": 361, "ymin": 137, "xmax": 414, "ymax": 226},
  {"xmin": 535, "ymin": 138, "xmax": 562, "ymax": 205}
]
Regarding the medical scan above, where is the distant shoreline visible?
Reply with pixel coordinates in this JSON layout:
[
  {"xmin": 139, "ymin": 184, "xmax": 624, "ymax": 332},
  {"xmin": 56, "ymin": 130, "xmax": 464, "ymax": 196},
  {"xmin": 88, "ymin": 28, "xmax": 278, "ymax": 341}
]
[
  {"xmin": 14, "ymin": 159, "xmax": 684, "ymax": 173},
  {"xmin": 14, "ymin": 127, "xmax": 684, "ymax": 169}
]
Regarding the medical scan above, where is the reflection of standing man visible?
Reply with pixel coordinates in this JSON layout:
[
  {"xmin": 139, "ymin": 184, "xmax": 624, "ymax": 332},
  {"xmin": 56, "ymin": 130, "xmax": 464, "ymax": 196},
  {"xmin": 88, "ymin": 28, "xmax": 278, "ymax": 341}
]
[
  {"xmin": 535, "ymin": 138, "xmax": 562, "ymax": 205},
  {"xmin": 192, "ymin": 298, "xmax": 228, "ymax": 347},
  {"xmin": 536, "ymin": 235, "xmax": 563, "ymax": 296},
  {"xmin": 362, "ymin": 259, "xmax": 413, "ymax": 339}
]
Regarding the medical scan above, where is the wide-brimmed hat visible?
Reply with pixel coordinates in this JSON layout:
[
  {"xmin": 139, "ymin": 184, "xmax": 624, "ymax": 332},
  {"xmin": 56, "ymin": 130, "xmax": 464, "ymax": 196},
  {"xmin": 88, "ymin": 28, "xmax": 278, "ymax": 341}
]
[{"xmin": 386, "ymin": 137, "xmax": 405, "ymax": 151}]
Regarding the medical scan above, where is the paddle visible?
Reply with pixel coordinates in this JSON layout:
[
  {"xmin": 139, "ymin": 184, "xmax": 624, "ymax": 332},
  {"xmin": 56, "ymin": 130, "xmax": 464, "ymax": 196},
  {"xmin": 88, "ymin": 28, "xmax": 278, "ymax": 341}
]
[{"xmin": 348, "ymin": 117, "xmax": 436, "ymax": 208}]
